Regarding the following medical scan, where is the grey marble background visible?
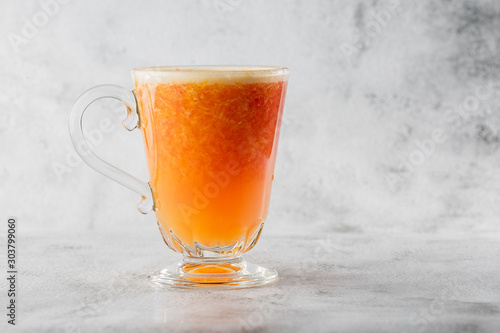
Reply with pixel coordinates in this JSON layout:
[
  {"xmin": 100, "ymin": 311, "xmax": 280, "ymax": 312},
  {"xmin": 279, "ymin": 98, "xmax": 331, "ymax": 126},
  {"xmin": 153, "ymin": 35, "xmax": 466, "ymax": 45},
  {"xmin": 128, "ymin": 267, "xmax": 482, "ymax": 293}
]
[
  {"xmin": 1, "ymin": 0, "xmax": 500, "ymax": 332},
  {"xmin": 1, "ymin": 0, "xmax": 499, "ymax": 235}
]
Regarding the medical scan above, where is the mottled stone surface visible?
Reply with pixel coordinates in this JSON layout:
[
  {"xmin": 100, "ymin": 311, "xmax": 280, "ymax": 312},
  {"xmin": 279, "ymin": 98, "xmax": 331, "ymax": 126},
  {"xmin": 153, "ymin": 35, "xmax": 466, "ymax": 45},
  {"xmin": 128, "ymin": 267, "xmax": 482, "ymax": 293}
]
[
  {"xmin": 1, "ymin": 0, "xmax": 500, "ymax": 331},
  {"xmin": 2, "ymin": 231, "xmax": 499, "ymax": 332}
]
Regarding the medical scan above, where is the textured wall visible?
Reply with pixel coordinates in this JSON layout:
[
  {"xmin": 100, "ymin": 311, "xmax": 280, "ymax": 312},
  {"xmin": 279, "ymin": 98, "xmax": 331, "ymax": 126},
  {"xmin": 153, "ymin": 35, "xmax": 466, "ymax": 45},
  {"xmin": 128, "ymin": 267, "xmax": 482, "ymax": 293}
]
[{"xmin": 2, "ymin": 0, "xmax": 499, "ymax": 236}]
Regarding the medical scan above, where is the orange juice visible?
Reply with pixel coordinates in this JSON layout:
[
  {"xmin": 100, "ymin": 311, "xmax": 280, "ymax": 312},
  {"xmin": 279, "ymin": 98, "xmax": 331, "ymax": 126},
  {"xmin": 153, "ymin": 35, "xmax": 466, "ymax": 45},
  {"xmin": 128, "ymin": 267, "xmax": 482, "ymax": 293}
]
[{"xmin": 134, "ymin": 70, "xmax": 287, "ymax": 255}]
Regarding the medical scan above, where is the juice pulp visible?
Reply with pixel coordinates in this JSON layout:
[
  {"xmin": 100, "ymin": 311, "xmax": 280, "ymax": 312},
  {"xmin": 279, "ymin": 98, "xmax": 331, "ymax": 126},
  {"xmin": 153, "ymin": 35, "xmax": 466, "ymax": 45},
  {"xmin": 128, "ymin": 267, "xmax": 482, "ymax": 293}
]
[{"xmin": 135, "ymin": 74, "xmax": 287, "ymax": 252}]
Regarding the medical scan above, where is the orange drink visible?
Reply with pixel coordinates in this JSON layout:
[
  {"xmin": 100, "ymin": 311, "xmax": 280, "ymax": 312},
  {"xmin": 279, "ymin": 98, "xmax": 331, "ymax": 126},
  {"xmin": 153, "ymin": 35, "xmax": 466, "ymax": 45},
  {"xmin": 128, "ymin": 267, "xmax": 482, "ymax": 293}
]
[
  {"xmin": 70, "ymin": 65, "xmax": 289, "ymax": 288},
  {"xmin": 134, "ymin": 68, "xmax": 288, "ymax": 256}
]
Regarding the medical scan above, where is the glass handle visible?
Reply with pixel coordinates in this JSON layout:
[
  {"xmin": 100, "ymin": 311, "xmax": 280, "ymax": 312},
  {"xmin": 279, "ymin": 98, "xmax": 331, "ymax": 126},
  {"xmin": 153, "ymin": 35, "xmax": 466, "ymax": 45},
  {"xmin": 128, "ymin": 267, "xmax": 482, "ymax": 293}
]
[{"xmin": 68, "ymin": 84, "xmax": 153, "ymax": 214}]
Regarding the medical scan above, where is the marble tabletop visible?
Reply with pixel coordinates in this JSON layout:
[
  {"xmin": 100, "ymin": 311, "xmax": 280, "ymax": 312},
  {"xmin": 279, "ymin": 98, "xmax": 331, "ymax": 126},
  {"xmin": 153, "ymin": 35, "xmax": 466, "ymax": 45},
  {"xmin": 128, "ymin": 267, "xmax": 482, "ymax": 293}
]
[{"xmin": 3, "ymin": 228, "xmax": 499, "ymax": 333}]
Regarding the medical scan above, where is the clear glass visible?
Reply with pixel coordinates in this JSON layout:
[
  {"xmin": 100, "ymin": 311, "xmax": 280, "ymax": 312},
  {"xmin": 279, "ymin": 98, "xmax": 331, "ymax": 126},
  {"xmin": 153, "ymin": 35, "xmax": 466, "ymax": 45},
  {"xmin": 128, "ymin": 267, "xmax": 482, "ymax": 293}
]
[{"xmin": 69, "ymin": 66, "xmax": 289, "ymax": 289}]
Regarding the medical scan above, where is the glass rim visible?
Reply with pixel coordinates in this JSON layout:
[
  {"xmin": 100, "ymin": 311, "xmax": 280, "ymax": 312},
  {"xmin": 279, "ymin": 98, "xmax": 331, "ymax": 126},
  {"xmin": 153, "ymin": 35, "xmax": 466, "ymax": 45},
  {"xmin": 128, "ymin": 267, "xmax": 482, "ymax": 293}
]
[{"xmin": 132, "ymin": 65, "xmax": 289, "ymax": 76}]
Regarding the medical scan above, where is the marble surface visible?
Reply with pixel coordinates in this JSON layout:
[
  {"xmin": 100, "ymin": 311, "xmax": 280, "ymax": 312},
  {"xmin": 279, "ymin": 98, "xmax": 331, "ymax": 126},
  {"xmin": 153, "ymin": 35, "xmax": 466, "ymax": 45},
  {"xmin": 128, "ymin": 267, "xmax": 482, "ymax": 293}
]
[
  {"xmin": 2, "ymin": 0, "xmax": 500, "ymax": 234},
  {"xmin": 1, "ymin": 230, "xmax": 499, "ymax": 333}
]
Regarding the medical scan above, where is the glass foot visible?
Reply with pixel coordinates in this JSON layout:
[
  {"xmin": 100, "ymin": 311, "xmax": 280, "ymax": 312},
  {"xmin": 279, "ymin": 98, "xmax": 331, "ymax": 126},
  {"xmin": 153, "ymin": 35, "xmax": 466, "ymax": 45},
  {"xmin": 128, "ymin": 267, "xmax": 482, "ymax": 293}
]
[{"xmin": 148, "ymin": 256, "xmax": 278, "ymax": 289}]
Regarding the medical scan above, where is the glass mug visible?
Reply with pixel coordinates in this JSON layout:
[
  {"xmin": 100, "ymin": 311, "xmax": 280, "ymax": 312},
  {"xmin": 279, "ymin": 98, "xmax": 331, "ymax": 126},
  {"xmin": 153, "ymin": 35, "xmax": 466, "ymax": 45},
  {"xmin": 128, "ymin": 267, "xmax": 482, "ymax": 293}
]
[{"xmin": 69, "ymin": 66, "xmax": 289, "ymax": 289}]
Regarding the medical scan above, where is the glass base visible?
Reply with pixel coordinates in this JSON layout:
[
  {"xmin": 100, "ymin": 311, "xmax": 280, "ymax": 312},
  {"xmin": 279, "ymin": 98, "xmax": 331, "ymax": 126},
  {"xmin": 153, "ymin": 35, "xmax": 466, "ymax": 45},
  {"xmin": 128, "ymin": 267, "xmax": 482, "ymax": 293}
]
[{"xmin": 148, "ymin": 256, "xmax": 278, "ymax": 289}]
